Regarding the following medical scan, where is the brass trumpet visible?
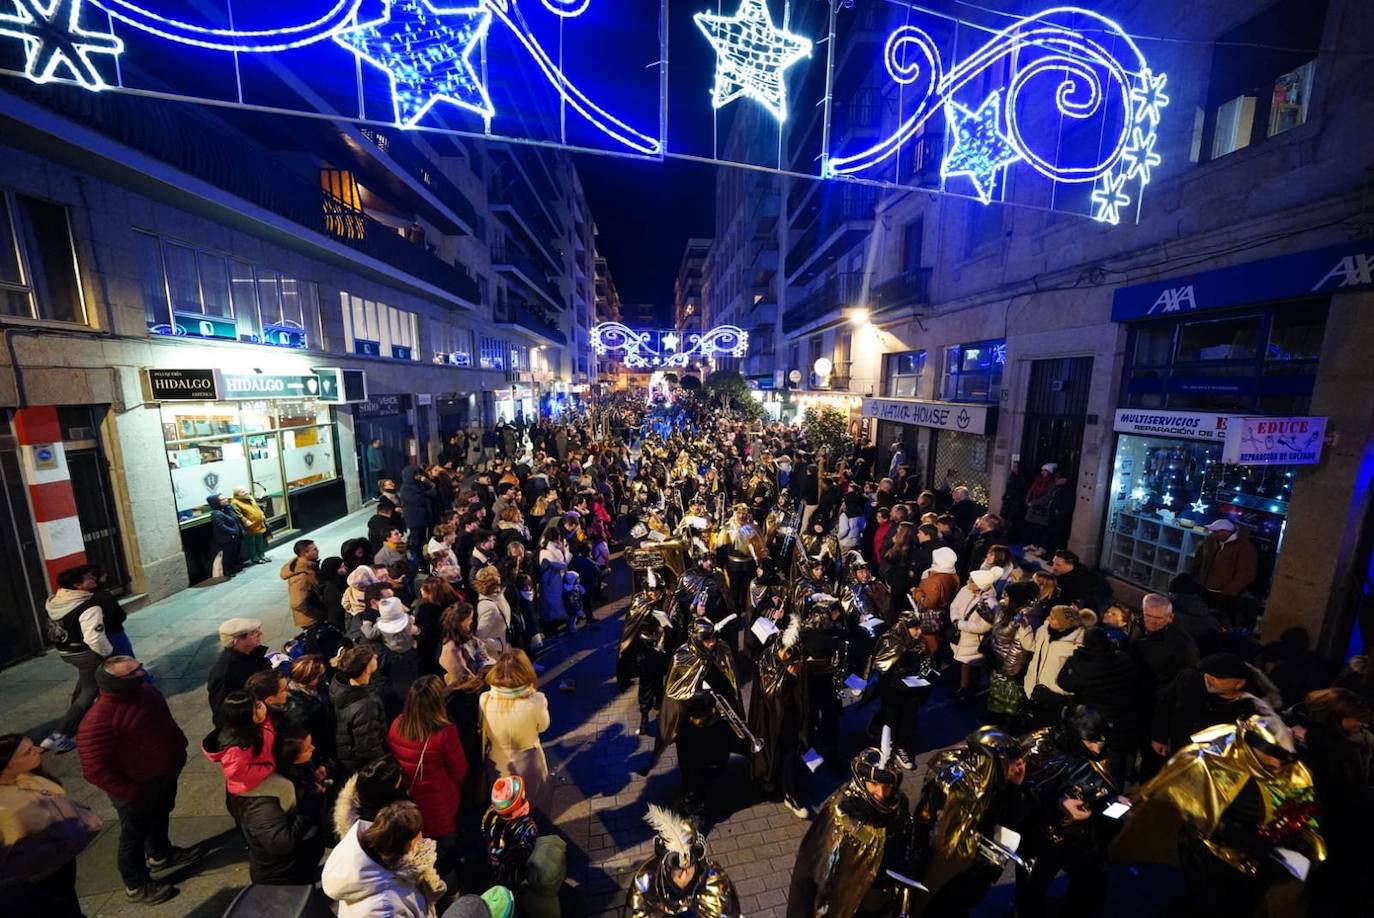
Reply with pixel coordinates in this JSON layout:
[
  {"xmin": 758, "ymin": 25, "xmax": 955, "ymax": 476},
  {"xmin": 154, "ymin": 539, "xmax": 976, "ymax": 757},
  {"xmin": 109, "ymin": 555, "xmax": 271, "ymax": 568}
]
[{"xmin": 701, "ymin": 684, "xmax": 764, "ymax": 753}]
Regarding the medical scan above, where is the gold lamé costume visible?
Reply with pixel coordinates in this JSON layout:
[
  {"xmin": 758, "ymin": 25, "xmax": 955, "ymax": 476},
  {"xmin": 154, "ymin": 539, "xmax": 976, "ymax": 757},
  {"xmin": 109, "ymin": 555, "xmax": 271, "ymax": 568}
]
[
  {"xmin": 1111, "ymin": 717, "xmax": 1327, "ymax": 876},
  {"xmin": 650, "ymin": 637, "xmax": 740, "ymax": 757},
  {"xmin": 787, "ymin": 778, "xmax": 915, "ymax": 918},
  {"xmin": 627, "ymin": 855, "xmax": 741, "ymax": 918}
]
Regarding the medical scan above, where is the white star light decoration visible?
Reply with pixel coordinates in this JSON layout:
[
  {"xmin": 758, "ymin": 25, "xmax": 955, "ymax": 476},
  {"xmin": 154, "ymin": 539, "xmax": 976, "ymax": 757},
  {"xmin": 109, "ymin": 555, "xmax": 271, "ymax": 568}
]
[
  {"xmin": 695, "ymin": 0, "xmax": 812, "ymax": 123},
  {"xmin": 0, "ymin": 0, "xmax": 123, "ymax": 89},
  {"xmin": 1130, "ymin": 487, "xmax": 1146, "ymax": 501},
  {"xmin": 662, "ymin": 332, "xmax": 680, "ymax": 352},
  {"xmin": 336, "ymin": 0, "xmax": 493, "ymax": 127},
  {"xmin": 1161, "ymin": 492, "xmax": 1174, "ymax": 507},
  {"xmin": 1093, "ymin": 67, "xmax": 1170, "ymax": 225},
  {"xmin": 1190, "ymin": 498, "xmax": 1209, "ymax": 515},
  {"xmin": 941, "ymin": 91, "xmax": 1020, "ymax": 204}
]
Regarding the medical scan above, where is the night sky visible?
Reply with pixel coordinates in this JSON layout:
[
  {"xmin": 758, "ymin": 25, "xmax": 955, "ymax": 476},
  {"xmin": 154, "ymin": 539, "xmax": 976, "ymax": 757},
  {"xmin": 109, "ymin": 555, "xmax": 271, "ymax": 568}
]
[{"xmin": 577, "ymin": 154, "xmax": 717, "ymax": 324}]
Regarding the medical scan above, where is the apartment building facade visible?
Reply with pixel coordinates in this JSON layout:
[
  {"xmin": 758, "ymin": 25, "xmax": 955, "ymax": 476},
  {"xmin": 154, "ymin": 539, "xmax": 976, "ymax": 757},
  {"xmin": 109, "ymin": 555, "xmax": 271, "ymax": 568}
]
[
  {"xmin": 0, "ymin": 75, "xmax": 598, "ymax": 662},
  {"xmin": 706, "ymin": 0, "xmax": 1374, "ymax": 652}
]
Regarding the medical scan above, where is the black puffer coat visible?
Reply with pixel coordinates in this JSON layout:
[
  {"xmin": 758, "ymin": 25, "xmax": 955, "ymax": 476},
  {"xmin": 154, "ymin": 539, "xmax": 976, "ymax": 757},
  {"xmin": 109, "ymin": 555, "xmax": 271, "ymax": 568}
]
[
  {"xmin": 329, "ymin": 675, "xmax": 387, "ymax": 775},
  {"xmin": 225, "ymin": 772, "xmax": 324, "ymax": 885},
  {"xmin": 1057, "ymin": 632, "xmax": 1142, "ymax": 737}
]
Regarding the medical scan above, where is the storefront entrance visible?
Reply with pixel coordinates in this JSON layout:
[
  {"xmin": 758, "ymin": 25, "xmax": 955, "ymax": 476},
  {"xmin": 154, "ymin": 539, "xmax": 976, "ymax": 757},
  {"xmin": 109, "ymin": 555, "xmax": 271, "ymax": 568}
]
[
  {"xmin": 352, "ymin": 395, "xmax": 414, "ymax": 498},
  {"xmin": 1020, "ymin": 357, "xmax": 1093, "ymax": 489}
]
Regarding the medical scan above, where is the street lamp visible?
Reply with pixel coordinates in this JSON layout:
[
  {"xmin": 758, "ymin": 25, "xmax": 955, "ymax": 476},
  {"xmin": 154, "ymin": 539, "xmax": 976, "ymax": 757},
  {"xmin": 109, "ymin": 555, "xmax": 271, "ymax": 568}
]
[{"xmin": 846, "ymin": 307, "xmax": 870, "ymax": 325}]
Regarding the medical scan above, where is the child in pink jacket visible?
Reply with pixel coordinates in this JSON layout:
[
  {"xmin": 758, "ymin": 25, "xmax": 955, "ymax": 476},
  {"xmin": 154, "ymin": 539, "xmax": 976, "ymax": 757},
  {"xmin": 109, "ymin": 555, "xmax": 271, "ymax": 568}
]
[{"xmin": 202, "ymin": 690, "xmax": 276, "ymax": 794}]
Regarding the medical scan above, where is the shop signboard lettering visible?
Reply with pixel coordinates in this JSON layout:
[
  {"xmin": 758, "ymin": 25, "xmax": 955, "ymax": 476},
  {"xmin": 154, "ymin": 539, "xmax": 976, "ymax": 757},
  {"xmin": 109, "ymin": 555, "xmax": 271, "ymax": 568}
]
[
  {"xmin": 354, "ymin": 394, "xmax": 410, "ymax": 418},
  {"xmin": 144, "ymin": 368, "xmax": 220, "ymax": 401},
  {"xmin": 1113, "ymin": 239, "xmax": 1374, "ymax": 321},
  {"xmin": 862, "ymin": 398, "xmax": 995, "ymax": 436},
  {"xmin": 145, "ymin": 369, "xmax": 342, "ymax": 401},
  {"xmin": 1112, "ymin": 409, "xmax": 1232, "ymax": 441},
  {"xmin": 1221, "ymin": 416, "xmax": 1327, "ymax": 466}
]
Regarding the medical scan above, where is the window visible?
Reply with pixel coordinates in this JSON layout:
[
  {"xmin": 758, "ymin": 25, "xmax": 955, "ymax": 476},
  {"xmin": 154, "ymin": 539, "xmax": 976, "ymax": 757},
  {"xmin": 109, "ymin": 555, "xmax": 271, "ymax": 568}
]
[
  {"xmin": 339, "ymin": 293, "xmax": 419, "ymax": 360},
  {"xmin": 431, "ymin": 321, "xmax": 473, "ymax": 366},
  {"xmin": 0, "ymin": 192, "xmax": 85, "ymax": 323},
  {"xmin": 138, "ymin": 230, "xmax": 317, "ymax": 348},
  {"xmin": 479, "ymin": 335, "xmax": 506, "ymax": 370},
  {"xmin": 941, "ymin": 339, "xmax": 1004, "ymax": 403},
  {"xmin": 510, "ymin": 344, "xmax": 529, "ymax": 370},
  {"xmin": 1122, "ymin": 301, "xmax": 1326, "ymax": 413},
  {"xmin": 1198, "ymin": 0, "xmax": 1326, "ymax": 162},
  {"xmin": 884, "ymin": 349, "xmax": 926, "ymax": 397},
  {"xmin": 902, "ymin": 219, "xmax": 924, "ymax": 273}
]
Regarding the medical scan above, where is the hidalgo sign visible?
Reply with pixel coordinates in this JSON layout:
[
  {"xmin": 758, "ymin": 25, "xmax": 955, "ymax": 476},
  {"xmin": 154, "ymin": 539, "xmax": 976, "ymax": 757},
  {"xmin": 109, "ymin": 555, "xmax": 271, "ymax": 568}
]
[
  {"xmin": 862, "ymin": 398, "xmax": 996, "ymax": 436},
  {"xmin": 143, "ymin": 368, "xmax": 345, "ymax": 402}
]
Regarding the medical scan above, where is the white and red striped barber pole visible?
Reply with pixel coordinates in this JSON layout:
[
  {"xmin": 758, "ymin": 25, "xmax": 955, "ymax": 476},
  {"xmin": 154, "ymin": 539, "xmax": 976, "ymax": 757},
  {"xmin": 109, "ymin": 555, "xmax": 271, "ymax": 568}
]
[{"xmin": 13, "ymin": 406, "xmax": 86, "ymax": 588}]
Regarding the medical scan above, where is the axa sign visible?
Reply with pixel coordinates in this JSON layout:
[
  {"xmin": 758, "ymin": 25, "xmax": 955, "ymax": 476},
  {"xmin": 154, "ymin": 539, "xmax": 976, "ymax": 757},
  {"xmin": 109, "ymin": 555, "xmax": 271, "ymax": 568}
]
[{"xmin": 1113, "ymin": 240, "xmax": 1374, "ymax": 321}]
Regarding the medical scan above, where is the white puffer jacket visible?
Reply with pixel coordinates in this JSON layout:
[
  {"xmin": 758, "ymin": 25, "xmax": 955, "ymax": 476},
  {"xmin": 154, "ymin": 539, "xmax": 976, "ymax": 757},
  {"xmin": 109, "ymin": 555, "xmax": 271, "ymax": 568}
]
[
  {"xmin": 950, "ymin": 587, "xmax": 997, "ymax": 664},
  {"xmin": 1017, "ymin": 623, "xmax": 1085, "ymax": 697},
  {"xmin": 321, "ymin": 819, "xmax": 443, "ymax": 918}
]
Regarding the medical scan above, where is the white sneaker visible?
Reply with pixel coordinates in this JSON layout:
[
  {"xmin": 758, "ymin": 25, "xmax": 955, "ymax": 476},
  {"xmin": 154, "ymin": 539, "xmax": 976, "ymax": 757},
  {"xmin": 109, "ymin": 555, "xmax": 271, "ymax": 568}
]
[
  {"xmin": 783, "ymin": 798, "xmax": 810, "ymax": 819},
  {"xmin": 893, "ymin": 748, "xmax": 915, "ymax": 770},
  {"xmin": 40, "ymin": 733, "xmax": 76, "ymax": 753}
]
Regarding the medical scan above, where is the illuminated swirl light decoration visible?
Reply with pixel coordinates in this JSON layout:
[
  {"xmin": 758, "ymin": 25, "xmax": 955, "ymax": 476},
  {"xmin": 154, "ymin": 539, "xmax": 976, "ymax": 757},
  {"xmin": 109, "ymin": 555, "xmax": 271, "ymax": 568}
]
[
  {"xmin": 826, "ymin": 7, "xmax": 1168, "ymax": 225},
  {"xmin": 592, "ymin": 322, "xmax": 749, "ymax": 370},
  {"xmin": 17, "ymin": 0, "xmax": 660, "ymax": 154}
]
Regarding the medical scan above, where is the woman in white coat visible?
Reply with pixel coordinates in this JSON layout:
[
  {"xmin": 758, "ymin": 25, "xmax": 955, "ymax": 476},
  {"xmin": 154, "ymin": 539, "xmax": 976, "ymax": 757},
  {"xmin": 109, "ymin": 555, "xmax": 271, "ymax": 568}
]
[
  {"xmin": 1016, "ymin": 603, "xmax": 1096, "ymax": 726},
  {"xmin": 479, "ymin": 649, "xmax": 552, "ymax": 818},
  {"xmin": 951, "ymin": 567, "xmax": 1003, "ymax": 702},
  {"xmin": 322, "ymin": 800, "xmax": 445, "ymax": 918}
]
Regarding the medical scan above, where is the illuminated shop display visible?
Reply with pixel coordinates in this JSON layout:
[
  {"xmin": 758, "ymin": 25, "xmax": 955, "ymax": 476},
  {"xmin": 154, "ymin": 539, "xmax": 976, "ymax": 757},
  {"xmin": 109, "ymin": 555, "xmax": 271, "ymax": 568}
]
[{"xmin": 0, "ymin": 2, "xmax": 1168, "ymax": 222}]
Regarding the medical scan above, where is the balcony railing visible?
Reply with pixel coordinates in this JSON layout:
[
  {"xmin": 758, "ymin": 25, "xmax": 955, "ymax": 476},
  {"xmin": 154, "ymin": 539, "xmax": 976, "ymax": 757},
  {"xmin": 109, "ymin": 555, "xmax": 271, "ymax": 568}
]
[
  {"xmin": 359, "ymin": 129, "xmax": 479, "ymax": 232},
  {"xmin": 492, "ymin": 242, "xmax": 564, "ymax": 309},
  {"xmin": 16, "ymin": 82, "xmax": 481, "ymax": 304},
  {"xmin": 869, "ymin": 269, "xmax": 932, "ymax": 311},
  {"xmin": 783, "ymin": 272, "xmax": 870, "ymax": 333},
  {"xmin": 496, "ymin": 302, "xmax": 566, "ymax": 346}
]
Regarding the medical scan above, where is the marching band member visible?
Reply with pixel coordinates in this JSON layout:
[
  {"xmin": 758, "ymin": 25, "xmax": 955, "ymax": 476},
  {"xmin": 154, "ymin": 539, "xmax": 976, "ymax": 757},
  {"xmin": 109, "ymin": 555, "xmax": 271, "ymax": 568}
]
[
  {"xmin": 628, "ymin": 805, "xmax": 741, "ymax": 918},
  {"xmin": 747, "ymin": 615, "xmax": 809, "ymax": 819},
  {"xmin": 617, "ymin": 572, "xmax": 675, "ymax": 737},
  {"xmin": 867, "ymin": 611, "xmax": 938, "ymax": 772},
  {"xmin": 800, "ymin": 593, "xmax": 849, "ymax": 767}
]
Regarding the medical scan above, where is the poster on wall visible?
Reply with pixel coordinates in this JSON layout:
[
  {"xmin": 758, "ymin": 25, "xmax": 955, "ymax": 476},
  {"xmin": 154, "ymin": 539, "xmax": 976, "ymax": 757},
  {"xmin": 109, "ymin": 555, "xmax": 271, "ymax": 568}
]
[{"xmin": 1221, "ymin": 417, "xmax": 1326, "ymax": 466}]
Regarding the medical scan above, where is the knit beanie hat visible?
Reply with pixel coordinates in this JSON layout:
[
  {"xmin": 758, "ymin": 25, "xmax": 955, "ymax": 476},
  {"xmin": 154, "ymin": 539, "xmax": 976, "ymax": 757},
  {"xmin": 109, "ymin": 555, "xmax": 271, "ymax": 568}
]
[
  {"xmin": 490, "ymin": 776, "xmax": 529, "ymax": 820},
  {"xmin": 481, "ymin": 886, "xmax": 514, "ymax": 918}
]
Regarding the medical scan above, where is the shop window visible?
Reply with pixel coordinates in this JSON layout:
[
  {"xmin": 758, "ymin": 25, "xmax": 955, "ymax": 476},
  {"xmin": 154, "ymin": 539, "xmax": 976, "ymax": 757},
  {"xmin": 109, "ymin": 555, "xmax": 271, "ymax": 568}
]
[
  {"xmin": 1198, "ymin": 0, "xmax": 1326, "ymax": 163},
  {"xmin": 1103, "ymin": 433, "xmax": 1293, "ymax": 598},
  {"xmin": 340, "ymin": 292, "xmax": 419, "ymax": 360},
  {"xmin": 1175, "ymin": 316, "xmax": 1262, "ymax": 362},
  {"xmin": 941, "ymin": 339, "xmax": 1004, "ymax": 403},
  {"xmin": 162, "ymin": 400, "xmax": 338, "ymax": 525},
  {"xmin": 0, "ymin": 192, "xmax": 86, "ymax": 324},
  {"xmin": 1123, "ymin": 302, "xmax": 1325, "ymax": 412},
  {"xmin": 884, "ymin": 349, "xmax": 926, "ymax": 397}
]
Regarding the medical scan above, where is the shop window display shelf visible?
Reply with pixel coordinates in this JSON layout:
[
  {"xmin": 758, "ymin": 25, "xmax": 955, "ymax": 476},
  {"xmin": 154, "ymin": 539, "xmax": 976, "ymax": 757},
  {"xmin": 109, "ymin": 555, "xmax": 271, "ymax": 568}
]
[{"xmin": 1108, "ymin": 511, "xmax": 1207, "ymax": 594}]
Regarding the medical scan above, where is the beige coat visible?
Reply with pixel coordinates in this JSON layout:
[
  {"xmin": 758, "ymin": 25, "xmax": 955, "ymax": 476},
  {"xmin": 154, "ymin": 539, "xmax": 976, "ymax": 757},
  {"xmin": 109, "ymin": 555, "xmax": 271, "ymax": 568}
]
[
  {"xmin": 480, "ymin": 689, "xmax": 551, "ymax": 816},
  {"xmin": 1017, "ymin": 623, "xmax": 1084, "ymax": 697}
]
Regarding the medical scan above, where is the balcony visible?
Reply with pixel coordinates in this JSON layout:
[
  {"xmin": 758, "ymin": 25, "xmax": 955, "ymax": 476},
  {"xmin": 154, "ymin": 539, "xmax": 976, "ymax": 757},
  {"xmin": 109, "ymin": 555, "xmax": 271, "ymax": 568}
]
[
  {"xmin": 12, "ymin": 83, "xmax": 481, "ymax": 305},
  {"xmin": 869, "ymin": 269, "xmax": 932, "ymax": 312},
  {"xmin": 489, "ymin": 179, "xmax": 562, "ymax": 273},
  {"xmin": 786, "ymin": 186, "xmax": 880, "ymax": 283},
  {"xmin": 826, "ymin": 361, "xmax": 853, "ymax": 391},
  {"xmin": 783, "ymin": 272, "xmax": 870, "ymax": 333},
  {"xmin": 492, "ymin": 242, "xmax": 564, "ymax": 311},
  {"xmin": 496, "ymin": 302, "xmax": 566, "ymax": 346},
  {"xmin": 349, "ymin": 127, "xmax": 479, "ymax": 235}
]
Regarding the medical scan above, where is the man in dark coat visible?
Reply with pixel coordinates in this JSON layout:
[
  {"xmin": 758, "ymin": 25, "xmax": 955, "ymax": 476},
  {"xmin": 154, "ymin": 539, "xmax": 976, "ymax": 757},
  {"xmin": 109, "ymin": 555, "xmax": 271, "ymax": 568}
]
[
  {"xmin": 366, "ymin": 498, "xmax": 403, "ymax": 555},
  {"xmin": 207, "ymin": 493, "xmax": 244, "ymax": 577},
  {"xmin": 207, "ymin": 617, "xmax": 270, "ymax": 717},
  {"xmin": 948, "ymin": 487, "xmax": 986, "ymax": 536},
  {"xmin": 398, "ymin": 464, "xmax": 437, "ymax": 557},
  {"xmin": 1130, "ymin": 594, "xmax": 1200, "ymax": 779},
  {"xmin": 78, "ymin": 655, "xmax": 203, "ymax": 903},
  {"xmin": 1050, "ymin": 550, "xmax": 1107, "ymax": 609},
  {"xmin": 1057, "ymin": 627, "xmax": 1141, "ymax": 782},
  {"xmin": 1153, "ymin": 652, "xmax": 1269, "ymax": 755}
]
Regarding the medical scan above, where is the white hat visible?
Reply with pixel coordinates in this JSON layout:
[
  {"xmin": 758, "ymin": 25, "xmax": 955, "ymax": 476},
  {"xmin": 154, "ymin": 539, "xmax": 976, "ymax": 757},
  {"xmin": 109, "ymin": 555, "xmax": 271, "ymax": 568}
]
[
  {"xmin": 376, "ymin": 597, "xmax": 411, "ymax": 634},
  {"xmin": 1204, "ymin": 519, "xmax": 1237, "ymax": 532},
  {"xmin": 931, "ymin": 547, "xmax": 958, "ymax": 573},
  {"xmin": 218, "ymin": 617, "xmax": 262, "ymax": 640},
  {"xmin": 1041, "ymin": 462, "xmax": 1058, "ymax": 473},
  {"xmin": 970, "ymin": 568, "xmax": 1002, "ymax": 591}
]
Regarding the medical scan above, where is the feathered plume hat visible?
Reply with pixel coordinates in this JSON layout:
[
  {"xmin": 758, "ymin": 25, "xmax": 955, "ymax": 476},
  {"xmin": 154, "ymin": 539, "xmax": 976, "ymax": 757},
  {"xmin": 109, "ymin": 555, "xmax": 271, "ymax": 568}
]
[
  {"xmin": 780, "ymin": 614, "xmax": 802, "ymax": 651},
  {"xmin": 851, "ymin": 725, "xmax": 902, "ymax": 788},
  {"xmin": 644, "ymin": 804, "xmax": 706, "ymax": 870}
]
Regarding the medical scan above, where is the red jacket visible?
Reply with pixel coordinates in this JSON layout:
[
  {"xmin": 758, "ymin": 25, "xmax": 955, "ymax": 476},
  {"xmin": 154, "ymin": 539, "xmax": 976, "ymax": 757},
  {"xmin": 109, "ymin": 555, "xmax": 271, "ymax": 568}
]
[
  {"xmin": 386, "ymin": 720, "xmax": 467, "ymax": 838},
  {"xmin": 77, "ymin": 685, "xmax": 188, "ymax": 802}
]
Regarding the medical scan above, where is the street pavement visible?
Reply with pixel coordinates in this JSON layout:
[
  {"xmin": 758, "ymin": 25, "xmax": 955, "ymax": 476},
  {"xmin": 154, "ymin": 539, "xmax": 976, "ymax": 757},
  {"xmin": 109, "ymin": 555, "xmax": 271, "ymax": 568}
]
[{"xmin": 8, "ymin": 505, "xmax": 1187, "ymax": 917}]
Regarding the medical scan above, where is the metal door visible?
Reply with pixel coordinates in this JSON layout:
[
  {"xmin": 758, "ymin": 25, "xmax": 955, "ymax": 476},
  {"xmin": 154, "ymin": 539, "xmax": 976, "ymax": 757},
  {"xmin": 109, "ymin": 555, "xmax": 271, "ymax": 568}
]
[
  {"xmin": 1020, "ymin": 356, "xmax": 1094, "ymax": 486},
  {"xmin": 0, "ymin": 442, "xmax": 49, "ymax": 666}
]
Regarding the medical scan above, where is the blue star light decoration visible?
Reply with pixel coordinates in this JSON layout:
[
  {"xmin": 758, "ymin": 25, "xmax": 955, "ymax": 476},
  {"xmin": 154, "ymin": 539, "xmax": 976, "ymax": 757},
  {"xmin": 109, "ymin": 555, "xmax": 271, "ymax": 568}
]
[
  {"xmin": 335, "ymin": 0, "xmax": 493, "ymax": 128},
  {"xmin": 0, "ymin": 0, "xmax": 123, "ymax": 89},
  {"xmin": 941, "ymin": 91, "xmax": 1020, "ymax": 204},
  {"xmin": 695, "ymin": 0, "xmax": 811, "ymax": 123}
]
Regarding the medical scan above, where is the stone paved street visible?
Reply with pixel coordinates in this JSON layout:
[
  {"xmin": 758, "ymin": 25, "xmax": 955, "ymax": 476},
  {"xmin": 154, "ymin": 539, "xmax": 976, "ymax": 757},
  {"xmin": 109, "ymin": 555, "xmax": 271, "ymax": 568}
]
[{"xmin": 7, "ymin": 506, "xmax": 1187, "ymax": 917}]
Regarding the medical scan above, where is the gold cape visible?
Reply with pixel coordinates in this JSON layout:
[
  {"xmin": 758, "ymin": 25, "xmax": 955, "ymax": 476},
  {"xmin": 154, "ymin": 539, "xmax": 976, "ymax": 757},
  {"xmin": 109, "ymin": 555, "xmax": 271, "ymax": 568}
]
[
  {"xmin": 653, "ymin": 639, "xmax": 740, "ymax": 754},
  {"xmin": 787, "ymin": 782, "xmax": 910, "ymax": 918},
  {"xmin": 618, "ymin": 594, "xmax": 668, "ymax": 659},
  {"xmin": 626, "ymin": 855, "xmax": 741, "ymax": 918},
  {"xmin": 914, "ymin": 746, "xmax": 999, "ymax": 873},
  {"xmin": 1110, "ymin": 721, "xmax": 1327, "ymax": 875}
]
